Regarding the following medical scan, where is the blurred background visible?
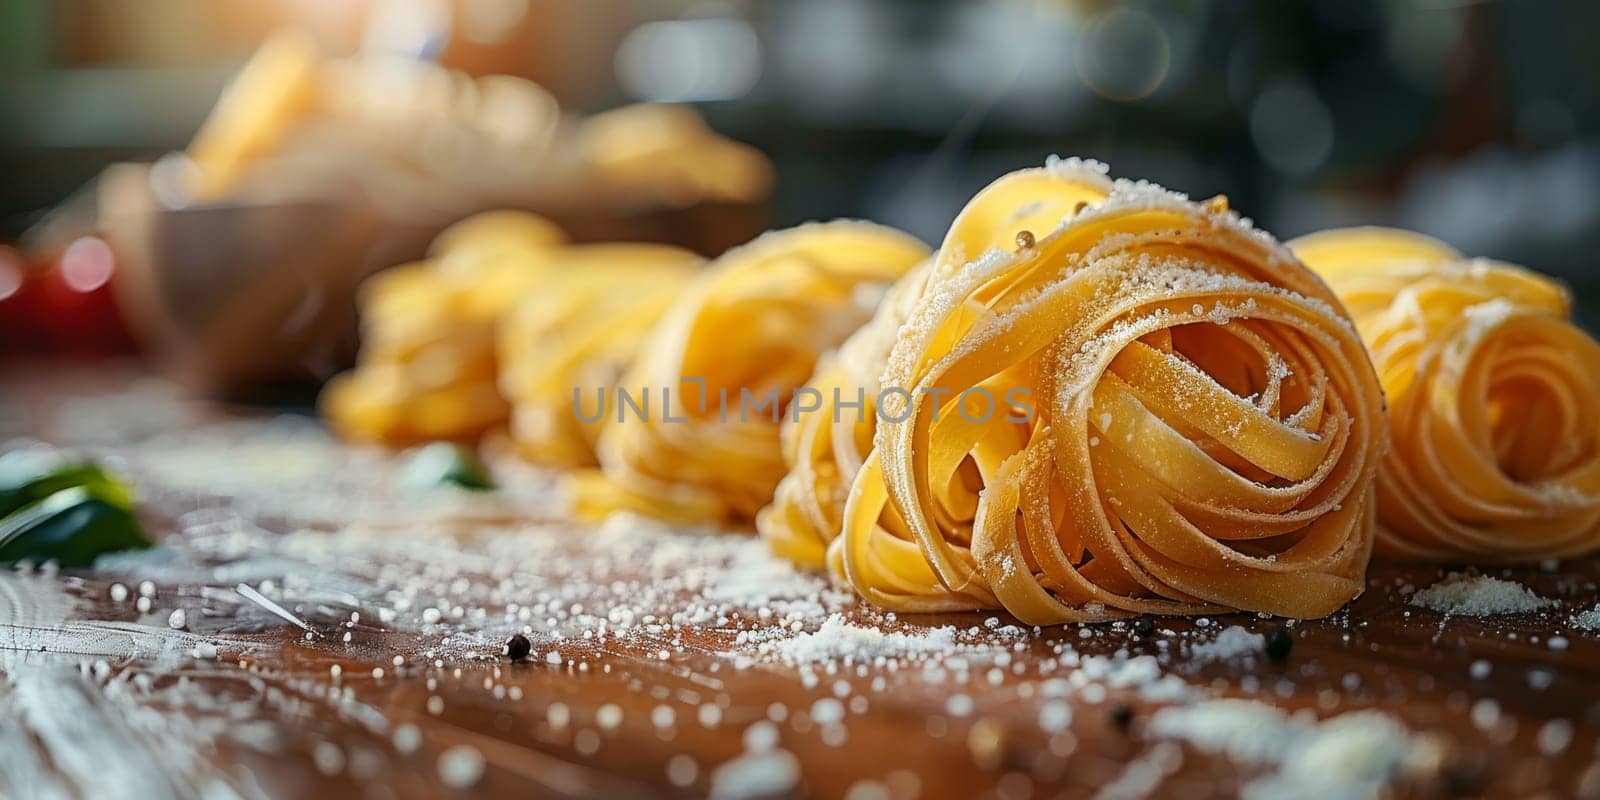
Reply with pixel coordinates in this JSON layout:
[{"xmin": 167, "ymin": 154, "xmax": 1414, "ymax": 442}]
[{"xmin": 4, "ymin": 0, "xmax": 1600, "ymax": 389}]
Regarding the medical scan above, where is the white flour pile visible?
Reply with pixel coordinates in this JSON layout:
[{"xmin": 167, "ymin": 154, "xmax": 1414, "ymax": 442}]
[
  {"xmin": 775, "ymin": 614, "xmax": 961, "ymax": 664},
  {"xmin": 1572, "ymin": 603, "xmax": 1600, "ymax": 631},
  {"xmin": 1408, "ymin": 573, "xmax": 1555, "ymax": 616},
  {"xmin": 1149, "ymin": 699, "xmax": 1422, "ymax": 800},
  {"xmin": 1189, "ymin": 626, "xmax": 1264, "ymax": 664}
]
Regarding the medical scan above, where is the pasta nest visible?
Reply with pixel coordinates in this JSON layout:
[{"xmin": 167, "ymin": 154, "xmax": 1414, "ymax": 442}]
[
  {"xmin": 758, "ymin": 263, "xmax": 933, "ymax": 566},
  {"xmin": 322, "ymin": 210, "xmax": 568, "ymax": 446},
  {"xmin": 498, "ymin": 245, "xmax": 704, "ymax": 468},
  {"xmin": 1292, "ymin": 227, "xmax": 1600, "ymax": 562},
  {"xmin": 777, "ymin": 159, "xmax": 1387, "ymax": 623},
  {"xmin": 575, "ymin": 221, "xmax": 930, "ymax": 523}
]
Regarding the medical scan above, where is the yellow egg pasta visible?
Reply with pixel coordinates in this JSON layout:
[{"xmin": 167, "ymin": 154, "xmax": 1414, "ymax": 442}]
[
  {"xmin": 577, "ymin": 104, "xmax": 775, "ymax": 206},
  {"xmin": 816, "ymin": 159, "xmax": 1385, "ymax": 623},
  {"xmin": 757, "ymin": 265, "xmax": 932, "ymax": 568},
  {"xmin": 321, "ymin": 364, "xmax": 510, "ymax": 446},
  {"xmin": 186, "ymin": 30, "xmax": 323, "ymax": 200},
  {"xmin": 578, "ymin": 221, "xmax": 930, "ymax": 523},
  {"xmin": 184, "ymin": 35, "xmax": 772, "ymax": 211},
  {"xmin": 430, "ymin": 210, "xmax": 569, "ymax": 262},
  {"xmin": 498, "ymin": 245, "xmax": 704, "ymax": 467},
  {"xmin": 321, "ymin": 211, "xmax": 565, "ymax": 446},
  {"xmin": 1291, "ymin": 227, "xmax": 1600, "ymax": 562}
]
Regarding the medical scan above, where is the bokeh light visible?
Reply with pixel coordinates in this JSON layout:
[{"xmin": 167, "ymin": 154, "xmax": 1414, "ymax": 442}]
[
  {"xmin": 60, "ymin": 237, "xmax": 115, "ymax": 294},
  {"xmin": 1074, "ymin": 8, "xmax": 1170, "ymax": 102},
  {"xmin": 616, "ymin": 18, "xmax": 763, "ymax": 103},
  {"xmin": 1250, "ymin": 80, "xmax": 1335, "ymax": 176}
]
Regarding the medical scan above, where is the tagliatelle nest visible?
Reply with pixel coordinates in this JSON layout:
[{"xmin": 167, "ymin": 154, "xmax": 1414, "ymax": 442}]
[
  {"xmin": 763, "ymin": 159, "xmax": 1387, "ymax": 623},
  {"xmin": 321, "ymin": 211, "xmax": 568, "ymax": 446},
  {"xmin": 758, "ymin": 264, "xmax": 934, "ymax": 567},
  {"xmin": 498, "ymin": 245, "xmax": 703, "ymax": 468},
  {"xmin": 1292, "ymin": 227, "xmax": 1600, "ymax": 563},
  {"xmin": 574, "ymin": 221, "xmax": 930, "ymax": 524}
]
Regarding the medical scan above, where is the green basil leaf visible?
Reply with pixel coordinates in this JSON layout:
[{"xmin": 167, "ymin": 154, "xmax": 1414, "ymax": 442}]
[
  {"xmin": 404, "ymin": 442, "xmax": 495, "ymax": 492},
  {"xmin": 0, "ymin": 449, "xmax": 135, "ymax": 516},
  {"xmin": 0, "ymin": 462, "xmax": 133, "ymax": 518},
  {"xmin": 0, "ymin": 484, "xmax": 150, "ymax": 567}
]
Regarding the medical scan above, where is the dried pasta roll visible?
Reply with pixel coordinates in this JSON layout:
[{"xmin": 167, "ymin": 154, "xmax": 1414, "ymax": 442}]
[
  {"xmin": 578, "ymin": 104, "xmax": 774, "ymax": 206},
  {"xmin": 350, "ymin": 263, "xmax": 492, "ymax": 366},
  {"xmin": 498, "ymin": 244, "xmax": 704, "ymax": 467},
  {"xmin": 430, "ymin": 209, "xmax": 568, "ymax": 263},
  {"xmin": 580, "ymin": 221, "xmax": 930, "ymax": 523},
  {"xmin": 186, "ymin": 30, "xmax": 324, "ymax": 200},
  {"xmin": 321, "ymin": 262, "xmax": 510, "ymax": 446},
  {"xmin": 757, "ymin": 265, "xmax": 932, "ymax": 567},
  {"xmin": 321, "ymin": 365, "xmax": 510, "ymax": 446},
  {"xmin": 321, "ymin": 211, "xmax": 564, "ymax": 446},
  {"xmin": 1291, "ymin": 227, "xmax": 1600, "ymax": 562},
  {"xmin": 837, "ymin": 159, "xmax": 1386, "ymax": 623}
]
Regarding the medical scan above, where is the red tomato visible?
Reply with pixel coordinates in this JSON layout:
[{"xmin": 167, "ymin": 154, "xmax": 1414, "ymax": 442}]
[
  {"xmin": 0, "ymin": 245, "xmax": 45, "ymax": 354},
  {"xmin": 40, "ymin": 237, "xmax": 136, "ymax": 355},
  {"xmin": 1, "ymin": 238, "xmax": 136, "ymax": 355}
]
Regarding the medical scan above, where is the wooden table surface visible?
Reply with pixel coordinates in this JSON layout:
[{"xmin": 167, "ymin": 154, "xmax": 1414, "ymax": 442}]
[{"xmin": 2, "ymin": 363, "xmax": 1598, "ymax": 799}]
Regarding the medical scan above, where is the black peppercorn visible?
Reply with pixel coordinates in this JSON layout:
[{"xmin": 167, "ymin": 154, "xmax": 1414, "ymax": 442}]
[
  {"xmin": 503, "ymin": 633, "xmax": 531, "ymax": 661},
  {"xmin": 1108, "ymin": 701, "xmax": 1134, "ymax": 731},
  {"xmin": 1132, "ymin": 617, "xmax": 1155, "ymax": 637},
  {"xmin": 1264, "ymin": 629, "xmax": 1293, "ymax": 662}
]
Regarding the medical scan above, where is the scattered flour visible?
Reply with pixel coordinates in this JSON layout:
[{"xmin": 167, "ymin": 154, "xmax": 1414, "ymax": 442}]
[
  {"xmin": 775, "ymin": 615, "xmax": 958, "ymax": 664},
  {"xmin": 1093, "ymin": 741, "xmax": 1184, "ymax": 800},
  {"xmin": 1189, "ymin": 626, "xmax": 1264, "ymax": 665},
  {"xmin": 1149, "ymin": 700, "xmax": 1420, "ymax": 800},
  {"xmin": 702, "ymin": 545, "xmax": 845, "ymax": 620},
  {"xmin": 1408, "ymin": 573, "xmax": 1555, "ymax": 616},
  {"xmin": 1074, "ymin": 653, "xmax": 1196, "ymax": 702},
  {"xmin": 1572, "ymin": 604, "xmax": 1600, "ymax": 631},
  {"xmin": 708, "ymin": 749, "xmax": 801, "ymax": 799},
  {"xmin": 436, "ymin": 744, "xmax": 485, "ymax": 789}
]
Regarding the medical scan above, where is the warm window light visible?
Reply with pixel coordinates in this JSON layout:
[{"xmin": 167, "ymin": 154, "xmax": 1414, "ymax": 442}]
[{"xmin": 60, "ymin": 237, "xmax": 115, "ymax": 294}]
